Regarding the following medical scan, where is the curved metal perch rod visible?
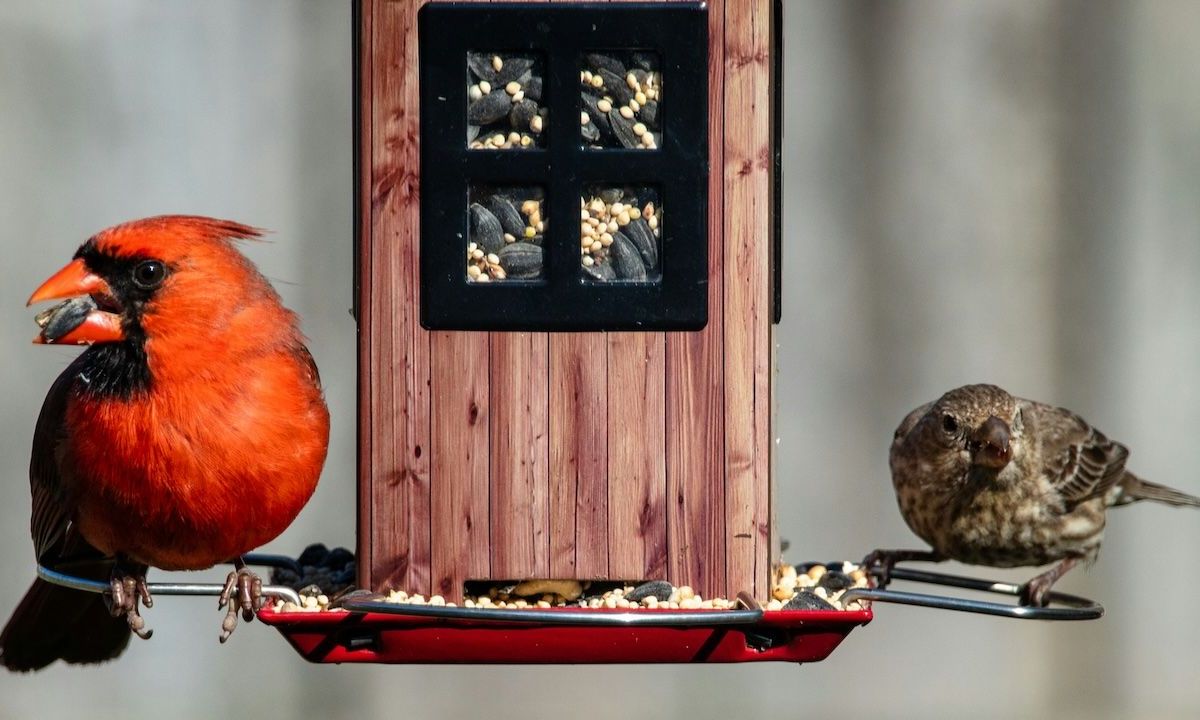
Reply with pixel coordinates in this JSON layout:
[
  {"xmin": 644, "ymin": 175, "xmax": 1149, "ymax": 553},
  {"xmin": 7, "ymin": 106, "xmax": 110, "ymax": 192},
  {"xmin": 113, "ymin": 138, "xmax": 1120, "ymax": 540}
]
[
  {"xmin": 36, "ymin": 553, "xmax": 303, "ymax": 606},
  {"xmin": 846, "ymin": 567, "xmax": 1103, "ymax": 620}
]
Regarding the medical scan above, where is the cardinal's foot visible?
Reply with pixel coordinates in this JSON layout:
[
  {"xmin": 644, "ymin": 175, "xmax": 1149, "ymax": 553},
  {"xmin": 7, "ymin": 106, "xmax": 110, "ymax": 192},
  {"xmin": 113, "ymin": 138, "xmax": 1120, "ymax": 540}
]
[
  {"xmin": 107, "ymin": 567, "xmax": 153, "ymax": 640},
  {"xmin": 218, "ymin": 566, "xmax": 264, "ymax": 643}
]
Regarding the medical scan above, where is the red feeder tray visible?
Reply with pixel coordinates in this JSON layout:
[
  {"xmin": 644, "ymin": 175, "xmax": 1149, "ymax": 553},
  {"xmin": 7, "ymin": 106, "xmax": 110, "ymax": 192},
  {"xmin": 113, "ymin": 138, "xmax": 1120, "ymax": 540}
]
[{"xmin": 257, "ymin": 603, "xmax": 873, "ymax": 665}]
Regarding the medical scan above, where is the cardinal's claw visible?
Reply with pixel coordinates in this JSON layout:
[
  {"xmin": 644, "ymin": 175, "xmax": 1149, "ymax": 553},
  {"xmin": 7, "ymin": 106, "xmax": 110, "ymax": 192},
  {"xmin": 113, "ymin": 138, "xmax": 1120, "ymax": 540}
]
[
  {"xmin": 218, "ymin": 566, "xmax": 265, "ymax": 643},
  {"xmin": 107, "ymin": 569, "xmax": 153, "ymax": 640}
]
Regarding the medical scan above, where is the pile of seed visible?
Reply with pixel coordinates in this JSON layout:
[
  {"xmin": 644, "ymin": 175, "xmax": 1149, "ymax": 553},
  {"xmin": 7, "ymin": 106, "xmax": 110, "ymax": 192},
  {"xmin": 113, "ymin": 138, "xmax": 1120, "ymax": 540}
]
[
  {"xmin": 272, "ymin": 564, "xmax": 873, "ymax": 614},
  {"xmin": 580, "ymin": 53, "xmax": 661, "ymax": 149},
  {"xmin": 580, "ymin": 187, "xmax": 661, "ymax": 282},
  {"xmin": 468, "ymin": 190, "xmax": 546, "ymax": 282},
  {"xmin": 269, "ymin": 543, "xmax": 356, "ymax": 595},
  {"xmin": 468, "ymin": 53, "xmax": 546, "ymax": 150},
  {"xmin": 767, "ymin": 561, "xmax": 871, "ymax": 612}
]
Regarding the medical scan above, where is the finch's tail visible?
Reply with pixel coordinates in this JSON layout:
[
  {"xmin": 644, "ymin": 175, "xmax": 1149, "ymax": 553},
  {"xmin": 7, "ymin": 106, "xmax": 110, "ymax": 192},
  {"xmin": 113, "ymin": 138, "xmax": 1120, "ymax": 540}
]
[
  {"xmin": 1, "ymin": 575, "xmax": 131, "ymax": 672},
  {"xmin": 1113, "ymin": 474, "xmax": 1200, "ymax": 508}
]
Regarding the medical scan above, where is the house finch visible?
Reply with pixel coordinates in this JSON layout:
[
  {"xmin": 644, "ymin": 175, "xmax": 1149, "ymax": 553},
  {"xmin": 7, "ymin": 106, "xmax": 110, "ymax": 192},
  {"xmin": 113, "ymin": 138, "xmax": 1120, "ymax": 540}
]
[
  {"xmin": 1, "ymin": 216, "xmax": 330, "ymax": 671},
  {"xmin": 866, "ymin": 383, "xmax": 1199, "ymax": 607}
]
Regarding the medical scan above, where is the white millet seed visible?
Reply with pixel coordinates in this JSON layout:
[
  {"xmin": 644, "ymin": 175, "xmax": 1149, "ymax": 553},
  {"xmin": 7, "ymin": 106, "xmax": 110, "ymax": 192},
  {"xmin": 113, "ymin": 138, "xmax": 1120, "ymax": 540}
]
[
  {"xmin": 597, "ymin": 98, "xmax": 613, "ymax": 113},
  {"xmin": 479, "ymin": 80, "xmax": 492, "ymax": 94},
  {"xmin": 511, "ymin": 90, "xmax": 525, "ymax": 103},
  {"xmin": 619, "ymin": 106, "xmax": 634, "ymax": 120},
  {"xmin": 491, "ymin": 55, "xmax": 503, "ymax": 72},
  {"xmin": 469, "ymin": 84, "xmax": 483, "ymax": 101},
  {"xmin": 580, "ymin": 111, "xmax": 590, "ymax": 125}
]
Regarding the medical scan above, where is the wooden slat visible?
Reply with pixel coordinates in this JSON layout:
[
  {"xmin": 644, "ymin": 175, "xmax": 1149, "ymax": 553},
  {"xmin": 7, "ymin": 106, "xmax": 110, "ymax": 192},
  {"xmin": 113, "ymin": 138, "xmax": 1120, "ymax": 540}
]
[
  {"xmin": 431, "ymin": 331, "xmax": 491, "ymax": 602},
  {"xmin": 366, "ymin": 0, "xmax": 431, "ymax": 594},
  {"xmin": 607, "ymin": 332, "xmax": 667, "ymax": 581},
  {"xmin": 723, "ymin": 0, "xmax": 772, "ymax": 600},
  {"xmin": 355, "ymin": 0, "xmax": 375, "ymax": 591},
  {"xmin": 665, "ymin": 0, "xmax": 727, "ymax": 600},
  {"xmin": 490, "ymin": 332, "xmax": 550, "ymax": 578},
  {"xmin": 550, "ymin": 334, "xmax": 609, "ymax": 578}
]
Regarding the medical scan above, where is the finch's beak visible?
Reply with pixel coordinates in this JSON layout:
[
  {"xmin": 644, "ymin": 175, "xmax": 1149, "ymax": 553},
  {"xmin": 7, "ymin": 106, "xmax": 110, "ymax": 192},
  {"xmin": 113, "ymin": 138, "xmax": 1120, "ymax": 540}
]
[
  {"xmin": 970, "ymin": 416, "xmax": 1012, "ymax": 469},
  {"xmin": 27, "ymin": 259, "xmax": 125, "ymax": 345}
]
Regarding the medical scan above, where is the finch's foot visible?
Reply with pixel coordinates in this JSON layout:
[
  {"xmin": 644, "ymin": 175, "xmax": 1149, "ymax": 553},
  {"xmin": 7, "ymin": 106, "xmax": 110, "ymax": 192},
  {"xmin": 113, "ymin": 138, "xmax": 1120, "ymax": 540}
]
[
  {"xmin": 217, "ymin": 564, "xmax": 264, "ymax": 643},
  {"xmin": 861, "ymin": 549, "xmax": 944, "ymax": 588},
  {"xmin": 1018, "ymin": 557, "xmax": 1080, "ymax": 608},
  {"xmin": 107, "ymin": 567, "xmax": 154, "ymax": 640}
]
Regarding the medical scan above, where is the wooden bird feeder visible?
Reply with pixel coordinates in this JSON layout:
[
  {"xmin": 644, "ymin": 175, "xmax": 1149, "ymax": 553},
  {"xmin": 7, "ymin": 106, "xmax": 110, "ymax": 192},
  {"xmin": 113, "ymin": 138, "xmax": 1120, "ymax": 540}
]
[{"xmin": 252, "ymin": 0, "xmax": 1103, "ymax": 662}]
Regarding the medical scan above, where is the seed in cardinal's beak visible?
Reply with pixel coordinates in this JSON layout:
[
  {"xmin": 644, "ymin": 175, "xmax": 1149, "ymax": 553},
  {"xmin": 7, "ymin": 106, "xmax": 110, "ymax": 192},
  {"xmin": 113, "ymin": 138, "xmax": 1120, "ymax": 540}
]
[{"xmin": 37, "ymin": 296, "xmax": 99, "ymax": 341}]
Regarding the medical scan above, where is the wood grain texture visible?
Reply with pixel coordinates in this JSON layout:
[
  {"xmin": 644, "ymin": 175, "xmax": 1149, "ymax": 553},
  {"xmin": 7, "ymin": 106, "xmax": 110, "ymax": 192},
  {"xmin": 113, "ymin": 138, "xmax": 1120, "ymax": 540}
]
[
  {"xmin": 723, "ymin": 0, "xmax": 772, "ymax": 600},
  {"xmin": 666, "ymin": 0, "xmax": 728, "ymax": 599},
  {"xmin": 364, "ymin": 0, "xmax": 431, "ymax": 595},
  {"xmin": 431, "ymin": 331, "xmax": 491, "ymax": 602},
  {"xmin": 490, "ymin": 332, "xmax": 550, "ymax": 578},
  {"xmin": 607, "ymin": 332, "xmax": 667, "ymax": 581},
  {"xmin": 550, "ymin": 334, "xmax": 609, "ymax": 578}
]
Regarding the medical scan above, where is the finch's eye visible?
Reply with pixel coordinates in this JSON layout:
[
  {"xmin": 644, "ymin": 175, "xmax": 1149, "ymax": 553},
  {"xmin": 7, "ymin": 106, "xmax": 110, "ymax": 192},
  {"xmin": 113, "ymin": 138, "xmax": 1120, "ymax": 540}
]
[
  {"xmin": 132, "ymin": 260, "xmax": 167, "ymax": 289},
  {"xmin": 941, "ymin": 414, "xmax": 959, "ymax": 434}
]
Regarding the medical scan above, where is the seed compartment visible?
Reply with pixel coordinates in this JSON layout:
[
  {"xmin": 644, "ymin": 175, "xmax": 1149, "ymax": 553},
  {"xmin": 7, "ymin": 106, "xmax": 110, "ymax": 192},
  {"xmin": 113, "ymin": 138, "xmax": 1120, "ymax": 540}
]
[
  {"xmin": 580, "ymin": 52, "xmax": 662, "ymax": 150},
  {"xmin": 468, "ymin": 185, "xmax": 547, "ymax": 282},
  {"xmin": 580, "ymin": 185, "xmax": 662, "ymax": 283},
  {"xmin": 467, "ymin": 52, "xmax": 547, "ymax": 150}
]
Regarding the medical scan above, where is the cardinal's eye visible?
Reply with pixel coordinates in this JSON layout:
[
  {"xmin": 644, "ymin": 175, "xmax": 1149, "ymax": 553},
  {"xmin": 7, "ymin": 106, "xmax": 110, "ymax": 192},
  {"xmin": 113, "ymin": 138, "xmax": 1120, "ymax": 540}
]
[
  {"xmin": 132, "ymin": 260, "xmax": 167, "ymax": 289},
  {"xmin": 941, "ymin": 414, "xmax": 959, "ymax": 434}
]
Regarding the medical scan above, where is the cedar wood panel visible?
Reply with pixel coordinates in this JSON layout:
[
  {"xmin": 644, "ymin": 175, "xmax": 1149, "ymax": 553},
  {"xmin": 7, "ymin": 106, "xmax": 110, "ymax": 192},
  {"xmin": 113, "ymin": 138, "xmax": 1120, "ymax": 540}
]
[{"xmin": 358, "ymin": 0, "xmax": 774, "ymax": 602}]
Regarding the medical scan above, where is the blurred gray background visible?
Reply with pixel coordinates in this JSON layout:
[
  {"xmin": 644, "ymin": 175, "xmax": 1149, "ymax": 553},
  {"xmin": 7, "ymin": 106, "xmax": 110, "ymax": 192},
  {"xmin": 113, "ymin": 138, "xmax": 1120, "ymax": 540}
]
[{"xmin": 1, "ymin": 0, "xmax": 1198, "ymax": 717}]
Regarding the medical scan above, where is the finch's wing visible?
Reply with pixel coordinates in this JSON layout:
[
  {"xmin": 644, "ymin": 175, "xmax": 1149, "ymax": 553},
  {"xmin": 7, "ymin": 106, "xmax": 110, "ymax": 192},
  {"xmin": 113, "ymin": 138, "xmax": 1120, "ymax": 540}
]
[{"xmin": 1028, "ymin": 401, "xmax": 1129, "ymax": 509}]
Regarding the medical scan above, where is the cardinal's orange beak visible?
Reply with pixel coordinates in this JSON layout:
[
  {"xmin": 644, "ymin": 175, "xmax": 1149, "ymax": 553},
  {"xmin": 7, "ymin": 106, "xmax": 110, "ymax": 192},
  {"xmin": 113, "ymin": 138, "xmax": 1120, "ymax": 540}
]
[{"xmin": 28, "ymin": 259, "xmax": 125, "ymax": 344}]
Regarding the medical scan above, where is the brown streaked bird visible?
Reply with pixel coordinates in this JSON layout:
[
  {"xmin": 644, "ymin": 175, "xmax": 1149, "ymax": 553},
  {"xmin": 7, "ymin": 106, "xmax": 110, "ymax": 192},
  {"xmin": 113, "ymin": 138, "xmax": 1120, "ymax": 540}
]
[
  {"xmin": 1, "ymin": 216, "xmax": 330, "ymax": 672},
  {"xmin": 865, "ymin": 383, "xmax": 1200, "ymax": 606}
]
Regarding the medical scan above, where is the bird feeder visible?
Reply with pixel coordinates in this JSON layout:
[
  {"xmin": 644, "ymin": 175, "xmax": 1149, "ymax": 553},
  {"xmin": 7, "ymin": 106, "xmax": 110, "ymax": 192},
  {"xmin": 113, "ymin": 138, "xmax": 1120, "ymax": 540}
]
[
  {"xmin": 256, "ymin": 0, "xmax": 1103, "ymax": 663},
  {"xmin": 36, "ymin": 0, "xmax": 1105, "ymax": 666}
]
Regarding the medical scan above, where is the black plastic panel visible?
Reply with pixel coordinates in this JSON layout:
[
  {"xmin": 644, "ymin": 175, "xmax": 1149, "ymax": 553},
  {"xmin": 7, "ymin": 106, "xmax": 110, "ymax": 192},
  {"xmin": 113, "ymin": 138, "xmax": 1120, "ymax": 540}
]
[{"xmin": 419, "ymin": 2, "xmax": 708, "ymax": 331}]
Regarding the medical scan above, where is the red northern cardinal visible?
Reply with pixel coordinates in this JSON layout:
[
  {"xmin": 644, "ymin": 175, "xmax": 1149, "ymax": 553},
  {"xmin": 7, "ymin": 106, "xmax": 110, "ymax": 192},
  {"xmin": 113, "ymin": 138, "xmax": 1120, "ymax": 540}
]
[{"xmin": 0, "ymin": 216, "xmax": 330, "ymax": 671}]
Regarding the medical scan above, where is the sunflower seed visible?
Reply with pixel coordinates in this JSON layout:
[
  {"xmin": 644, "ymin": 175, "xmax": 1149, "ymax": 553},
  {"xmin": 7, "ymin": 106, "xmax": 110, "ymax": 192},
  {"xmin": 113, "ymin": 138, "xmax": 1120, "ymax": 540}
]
[
  {"xmin": 582, "ymin": 261, "xmax": 616, "ymax": 283},
  {"xmin": 508, "ymin": 99, "xmax": 539, "ymax": 133},
  {"xmin": 586, "ymin": 53, "xmax": 627, "ymax": 78},
  {"xmin": 609, "ymin": 232, "xmax": 647, "ymax": 281},
  {"xmin": 498, "ymin": 242, "xmax": 543, "ymax": 278},
  {"xmin": 608, "ymin": 109, "xmax": 641, "ymax": 148},
  {"xmin": 469, "ymin": 203, "xmax": 505, "ymax": 254},
  {"xmin": 37, "ymin": 296, "xmax": 97, "ymax": 341},
  {"xmin": 482, "ymin": 195, "xmax": 525, "ymax": 237},
  {"xmin": 597, "ymin": 69, "xmax": 634, "ymax": 106},
  {"xmin": 624, "ymin": 218, "xmax": 658, "ymax": 270},
  {"xmin": 467, "ymin": 91, "xmax": 511, "ymax": 125}
]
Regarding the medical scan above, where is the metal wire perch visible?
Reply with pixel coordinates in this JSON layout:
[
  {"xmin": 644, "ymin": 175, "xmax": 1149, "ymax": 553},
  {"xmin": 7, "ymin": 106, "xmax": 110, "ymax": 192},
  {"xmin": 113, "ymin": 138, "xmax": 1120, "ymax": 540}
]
[
  {"xmin": 848, "ymin": 567, "xmax": 1103, "ymax": 620},
  {"xmin": 36, "ymin": 553, "xmax": 303, "ymax": 606}
]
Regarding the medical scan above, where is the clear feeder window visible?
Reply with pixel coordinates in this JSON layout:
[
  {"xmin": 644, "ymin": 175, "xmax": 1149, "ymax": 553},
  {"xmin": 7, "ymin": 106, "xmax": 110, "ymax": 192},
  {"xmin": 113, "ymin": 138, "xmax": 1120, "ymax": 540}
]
[
  {"xmin": 467, "ymin": 52, "xmax": 547, "ymax": 150},
  {"xmin": 468, "ymin": 186, "xmax": 546, "ymax": 282},
  {"xmin": 580, "ymin": 52, "xmax": 661, "ymax": 150},
  {"xmin": 580, "ymin": 185, "xmax": 662, "ymax": 283}
]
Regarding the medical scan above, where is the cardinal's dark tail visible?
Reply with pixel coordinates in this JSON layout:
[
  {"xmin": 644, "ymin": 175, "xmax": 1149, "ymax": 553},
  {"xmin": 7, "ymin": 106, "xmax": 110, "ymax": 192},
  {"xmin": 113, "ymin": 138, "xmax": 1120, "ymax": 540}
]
[
  {"xmin": 1114, "ymin": 474, "xmax": 1200, "ymax": 508},
  {"xmin": 1, "ymin": 576, "xmax": 130, "ymax": 672}
]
